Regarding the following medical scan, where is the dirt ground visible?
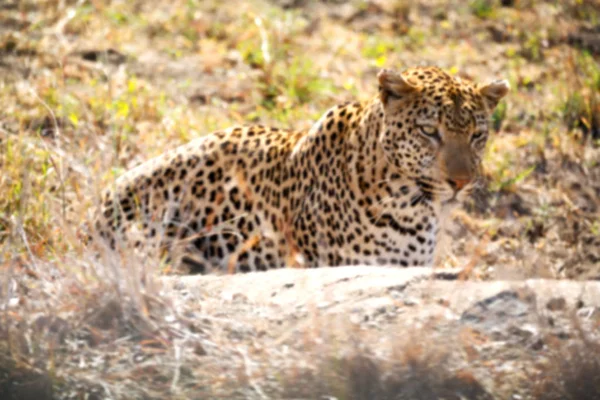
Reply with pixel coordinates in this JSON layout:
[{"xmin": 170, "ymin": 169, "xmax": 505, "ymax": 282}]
[{"xmin": 1, "ymin": 0, "xmax": 600, "ymax": 399}]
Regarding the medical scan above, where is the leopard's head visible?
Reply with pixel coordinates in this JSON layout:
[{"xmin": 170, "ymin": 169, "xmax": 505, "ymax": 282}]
[{"xmin": 377, "ymin": 66, "xmax": 509, "ymax": 203}]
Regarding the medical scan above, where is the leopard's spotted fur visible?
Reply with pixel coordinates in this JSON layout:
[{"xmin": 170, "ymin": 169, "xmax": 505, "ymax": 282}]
[{"xmin": 90, "ymin": 66, "xmax": 509, "ymax": 273}]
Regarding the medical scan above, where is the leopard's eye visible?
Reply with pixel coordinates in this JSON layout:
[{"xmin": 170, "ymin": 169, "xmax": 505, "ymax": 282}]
[
  {"xmin": 419, "ymin": 125, "xmax": 440, "ymax": 139},
  {"xmin": 471, "ymin": 130, "xmax": 486, "ymax": 142}
]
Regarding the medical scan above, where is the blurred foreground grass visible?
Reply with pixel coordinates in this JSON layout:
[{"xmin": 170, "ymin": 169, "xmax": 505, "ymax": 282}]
[{"xmin": 1, "ymin": 0, "xmax": 599, "ymax": 278}]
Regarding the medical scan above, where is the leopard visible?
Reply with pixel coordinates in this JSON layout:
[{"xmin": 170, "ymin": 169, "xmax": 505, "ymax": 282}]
[{"xmin": 88, "ymin": 66, "xmax": 509, "ymax": 274}]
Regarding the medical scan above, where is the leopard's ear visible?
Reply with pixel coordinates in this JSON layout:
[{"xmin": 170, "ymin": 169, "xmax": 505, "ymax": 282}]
[
  {"xmin": 479, "ymin": 79, "xmax": 510, "ymax": 110},
  {"xmin": 377, "ymin": 69, "xmax": 418, "ymax": 105}
]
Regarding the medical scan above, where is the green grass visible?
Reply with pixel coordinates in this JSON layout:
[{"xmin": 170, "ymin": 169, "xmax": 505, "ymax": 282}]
[
  {"xmin": 470, "ymin": 0, "xmax": 497, "ymax": 19},
  {"xmin": 562, "ymin": 52, "xmax": 600, "ymax": 142}
]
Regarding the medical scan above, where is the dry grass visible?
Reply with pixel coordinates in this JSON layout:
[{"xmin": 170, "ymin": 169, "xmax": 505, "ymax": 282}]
[
  {"xmin": 281, "ymin": 340, "xmax": 491, "ymax": 400},
  {"xmin": 1, "ymin": 0, "xmax": 600, "ymax": 398},
  {"xmin": 534, "ymin": 320, "xmax": 600, "ymax": 400},
  {"xmin": 0, "ymin": 247, "xmax": 238, "ymax": 398}
]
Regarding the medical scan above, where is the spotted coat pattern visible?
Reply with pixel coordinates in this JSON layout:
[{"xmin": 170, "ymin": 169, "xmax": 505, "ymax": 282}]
[{"xmin": 91, "ymin": 67, "xmax": 509, "ymax": 273}]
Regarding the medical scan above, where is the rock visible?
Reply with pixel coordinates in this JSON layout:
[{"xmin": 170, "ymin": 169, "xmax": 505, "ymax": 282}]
[
  {"xmin": 159, "ymin": 267, "xmax": 600, "ymax": 399},
  {"xmin": 546, "ymin": 296, "xmax": 566, "ymax": 311}
]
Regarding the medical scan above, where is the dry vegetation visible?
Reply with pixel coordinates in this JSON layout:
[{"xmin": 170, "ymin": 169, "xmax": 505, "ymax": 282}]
[{"xmin": 1, "ymin": 0, "xmax": 600, "ymax": 398}]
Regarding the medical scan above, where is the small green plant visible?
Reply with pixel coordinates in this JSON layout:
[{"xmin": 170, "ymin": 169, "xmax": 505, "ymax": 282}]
[
  {"xmin": 521, "ymin": 32, "xmax": 545, "ymax": 62},
  {"xmin": 105, "ymin": 8, "xmax": 129, "ymax": 26},
  {"xmin": 362, "ymin": 36, "xmax": 396, "ymax": 67},
  {"xmin": 562, "ymin": 52, "xmax": 600, "ymax": 142},
  {"xmin": 492, "ymin": 100, "xmax": 508, "ymax": 132},
  {"xmin": 404, "ymin": 26, "xmax": 427, "ymax": 49},
  {"xmin": 284, "ymin": 58, "xmax": 333, "ymax": 105},
  {"xmin": 470, "ymin": 0, "xmax": 497, "ymax": 19},
  {"xmin": 493, "ymin": 165, "xmax": 535, "ymax": 192}
]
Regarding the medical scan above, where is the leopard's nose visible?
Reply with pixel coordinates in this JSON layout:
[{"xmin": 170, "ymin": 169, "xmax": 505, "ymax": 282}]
[{"xmin": 447, "ymin": 178, "xmax": 470, "ymax": 191}]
